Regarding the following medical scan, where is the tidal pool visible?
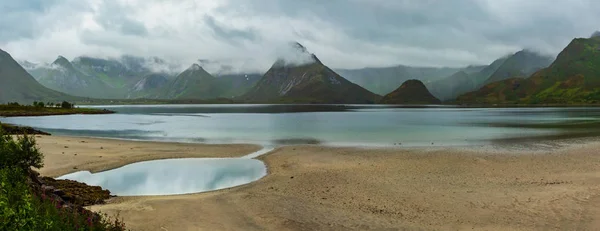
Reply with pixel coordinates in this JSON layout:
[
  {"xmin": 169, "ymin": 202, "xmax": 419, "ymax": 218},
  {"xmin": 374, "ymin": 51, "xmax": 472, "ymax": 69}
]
[{"xmin": 58, "ymin": 157, "xmax": 267, "ymax": 196}]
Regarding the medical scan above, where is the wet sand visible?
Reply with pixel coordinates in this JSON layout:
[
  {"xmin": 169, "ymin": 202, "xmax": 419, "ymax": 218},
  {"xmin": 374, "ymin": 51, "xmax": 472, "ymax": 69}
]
[{"xmin": 38, "ymin": 136, "xmax": 600, "ymax": 230}]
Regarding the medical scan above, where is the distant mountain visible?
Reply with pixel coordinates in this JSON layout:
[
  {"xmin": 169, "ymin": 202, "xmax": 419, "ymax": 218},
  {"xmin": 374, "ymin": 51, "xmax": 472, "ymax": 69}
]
[
  {"xmin": 73, "ymin": 56, "xmax": 176, "ymax": 87},
  {"xmin": 482, "ymin": 50, "xmax": 553, "ymax": 85},
  {"xmin": 380, "ymin": 80, "xmax": 440, "ymax": 104},
  {"xmin": 72, "ymin": 56, "xmax": 137, "ymax": 89},
  {"xmin": 213, "ymin": 73, "xmax": 262, "ymax": 98},
  {"xmin": 336, "ymin": 65, "xmax": 462, "ymax": 95},
  {"xmin": 426, "ymin": 71, "xmax": 476, "ymax": 101},
  {"xmin": 458, "ymin": 36, "xmax": 600, "ymax": 104},
  {"xmin": 242, "ymin": 43, "xmax": 381, "ymax": 104},
  {"xmin": 425, "ymin": 56, "xmax": 509, "ymax": 101},
  {"xmin": 0, "ymin": 49, "xmax": 74, "ymax": 103},
  {"xmin": 163, "ymin": 64, "xmax": 219, "ymax": 99},
  {"xmin": 591, "ymin": 31, "xmax": 600, "ymax": 38},
  {"xmin": 471, "ymin": 56, "xmax": 510, "ymax": 86},
  {"xmin": 31, "ymin": 56, "xmax": 116, "ymax": 98}
]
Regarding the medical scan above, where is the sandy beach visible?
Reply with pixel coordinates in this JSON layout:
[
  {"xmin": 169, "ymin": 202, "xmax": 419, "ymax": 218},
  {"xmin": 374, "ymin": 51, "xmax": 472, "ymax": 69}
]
[{"xmin": 37, "ymin": 135, "xmax": 600, "ymax": 230}]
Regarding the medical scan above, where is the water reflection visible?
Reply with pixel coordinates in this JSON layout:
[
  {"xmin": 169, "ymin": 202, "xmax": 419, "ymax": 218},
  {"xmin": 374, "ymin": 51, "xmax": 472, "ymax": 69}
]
[{"xmin": 58, "ymin": 158, "xmax": 266, "ymax": 196}]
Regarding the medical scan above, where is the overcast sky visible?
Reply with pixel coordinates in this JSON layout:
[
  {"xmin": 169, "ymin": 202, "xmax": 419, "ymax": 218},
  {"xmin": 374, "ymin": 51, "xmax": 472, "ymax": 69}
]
[{"xmin": 1, "ymin": 0, "xmax": 599, "ymax": 73}]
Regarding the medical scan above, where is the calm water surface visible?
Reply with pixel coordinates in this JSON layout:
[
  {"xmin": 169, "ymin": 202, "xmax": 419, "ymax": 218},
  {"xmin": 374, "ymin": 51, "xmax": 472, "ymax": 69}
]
[
  {"xmin": 4, "ymin": 105, "xmax": 600, "ymax": 196},
  {"xmin": 3, "ymin": 104, "xmax": 600, "ymax": 147}
]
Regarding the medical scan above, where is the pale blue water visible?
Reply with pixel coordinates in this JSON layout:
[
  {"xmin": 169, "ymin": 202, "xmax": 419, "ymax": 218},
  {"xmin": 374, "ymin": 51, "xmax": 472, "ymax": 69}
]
[
  {"xmin": 3, "ymin": 105, "xmax": 600, "ymax": 147},
  {"xmin": 4, "ymin": 105, "xmax": 600, "ymax": 196}
]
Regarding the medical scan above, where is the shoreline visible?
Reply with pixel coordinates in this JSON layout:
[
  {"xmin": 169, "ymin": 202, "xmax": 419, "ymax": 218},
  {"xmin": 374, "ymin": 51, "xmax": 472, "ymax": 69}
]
[
  {"xmin": 36, "ymin": 135, "xmax": 600, "ymax": 230},
  {"xmin": 36, "ymin": 135, "xmax": 261, "ymax": 178}
]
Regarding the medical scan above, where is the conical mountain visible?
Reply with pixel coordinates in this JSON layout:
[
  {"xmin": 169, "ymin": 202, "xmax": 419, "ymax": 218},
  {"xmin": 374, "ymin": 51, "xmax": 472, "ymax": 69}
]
[
  {"xmin": 0, "ymin": 49, "xmax": 74, "ymax": 103},
  {"xmin": 163, "ymin": 64, "xmax": 219, "ymax": 99},
  {"xmin": 242, "ymin": 43, "xmax": 381, "ymax": 103},
  {"xmin": 380, "ymin": 80, "xmax": 440, "ymax": 104},
  {"xmin": 458, "ymin": 35, "xmax": 600, "ymax": 104},
  {"xmin": 34, "ymin": 56, "xmax": 114, "ymax": 98},
  {"xmin": 483, "ymin": 50, "xmax": 553, "ymax": 85}
]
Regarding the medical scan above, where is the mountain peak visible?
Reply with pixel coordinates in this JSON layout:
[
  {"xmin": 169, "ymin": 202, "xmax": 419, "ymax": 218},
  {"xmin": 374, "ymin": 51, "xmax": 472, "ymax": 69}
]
[
  {"xmin": 591, "ymin": 31, "xmax": 600, "ymax": 38},
  {"xmin": 272, "ymin": 42, "xmax": 320, "ymax": 68},
  {"xmin": 291, "ymin": 42, "xmax": 308, "ymax": 53},
  {"xmin": 187, "ymin": 63, "xmax": 204, "ymax": 71},
  {"xmin": 52, "ymin": 55, "xmax": 71, "ymax": 67}
]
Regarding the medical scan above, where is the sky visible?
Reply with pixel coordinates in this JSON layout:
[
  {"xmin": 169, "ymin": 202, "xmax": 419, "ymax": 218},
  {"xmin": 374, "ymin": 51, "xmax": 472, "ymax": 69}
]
[{"xmin": 1, "ymin": 0, "xmax": 599, "ymax": 73}]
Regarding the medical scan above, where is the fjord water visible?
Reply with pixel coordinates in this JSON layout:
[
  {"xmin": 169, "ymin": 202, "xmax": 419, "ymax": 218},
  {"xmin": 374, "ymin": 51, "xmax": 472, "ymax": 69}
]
[
  {"xmin": 3, "ymin": 105, "xmax": 600, "ymax": 147},
  {"xmin": 4, "ymin": 105, "xmax": 600, "ymax": 196}
]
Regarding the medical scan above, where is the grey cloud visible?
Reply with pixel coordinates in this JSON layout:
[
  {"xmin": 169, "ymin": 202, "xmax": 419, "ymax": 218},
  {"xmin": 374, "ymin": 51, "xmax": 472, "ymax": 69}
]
[
  {"xmin": 94, "ymin": 2, "xmax": 148, "ymax": 36},
  {"xmin": 0, "ymin": 0, "xmax": 60, "ymax": 42},
  {"xmin": 203, "ymin": 15, "xmax": 258, "ymax": 43},
  {"xmin": 2, "ymin": 0, "xmax": 600, "ymax": 71}
]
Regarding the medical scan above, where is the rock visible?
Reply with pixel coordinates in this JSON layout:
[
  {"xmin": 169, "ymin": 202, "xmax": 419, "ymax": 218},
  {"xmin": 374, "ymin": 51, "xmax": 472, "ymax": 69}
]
[
  {"xmin": 53, "ymin": 189, "xmax": 66, "ymax": 197},
  {"xmin": 42, "ymin": 185, "xmax": 56, "ymax": 194}
]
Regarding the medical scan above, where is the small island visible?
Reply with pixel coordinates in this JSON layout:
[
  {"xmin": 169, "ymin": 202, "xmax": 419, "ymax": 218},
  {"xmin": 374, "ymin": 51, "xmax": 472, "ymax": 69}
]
[{"xmin": 0, "ymin": 101, "xmax": 114, "ymax": 117}]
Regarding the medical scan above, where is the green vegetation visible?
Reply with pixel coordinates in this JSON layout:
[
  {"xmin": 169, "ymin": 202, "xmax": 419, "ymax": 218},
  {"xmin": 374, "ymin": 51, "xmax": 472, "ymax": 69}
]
[
  {"xmin": 0, "ymin": 102, "xmax": 113, "ymax": 117},
  {"xmin": 0, "ymin": 129, "xmax": 127, "ymax": 230},
  {"xmin": 482, "ymin": 50, "xmax": 553, "ymax": 85}
]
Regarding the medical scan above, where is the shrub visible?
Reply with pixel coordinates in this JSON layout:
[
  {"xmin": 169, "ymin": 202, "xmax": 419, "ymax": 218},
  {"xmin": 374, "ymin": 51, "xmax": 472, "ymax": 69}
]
[
  {"xmin": 0, "ymin": 129, "xmax": 44, "ymax": 171},
  {"xmin": 0, "ymin": 129, "xmax": 127, "ymax": 230}
]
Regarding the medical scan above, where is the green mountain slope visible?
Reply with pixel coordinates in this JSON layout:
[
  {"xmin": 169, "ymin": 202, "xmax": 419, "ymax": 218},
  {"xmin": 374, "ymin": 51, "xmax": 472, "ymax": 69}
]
[
  {"xmin": 163, "ymin": 64, "xmax": 219, "ymax": 99},
  {"xmin": 0, "ymin": 49, "xmax": 74, "ymax": 103},
  {"xmin": 243, "ymin": 43, "xmax": 381, "ymax": 104},
  {"xmin": 127, "ymin": 73, "xmax": 170, "ymax": 99},
  {"xmin": 458, "ymin": 36, "xmax": 600, "ymax": 104},
  {"xmin": 483, "ymin": 50, "xmax": 553, "ymax": 85},
  {"xmin": 380, "ymin": 79, "xmax": 440, "ymax": 104}
]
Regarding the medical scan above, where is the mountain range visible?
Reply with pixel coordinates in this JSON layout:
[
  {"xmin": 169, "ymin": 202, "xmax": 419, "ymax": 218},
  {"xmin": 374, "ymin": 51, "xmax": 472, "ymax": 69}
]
[
  {"xmin": 335, "ymin": 66, "xmax": 463, "ymax": 95},
  {"xmin": 20, "ymin": 56, "xmax": 262, "ymax": 101},
  {"xmin": 458, "ymin": 35, "xmax": 600, "ymax": 104},
  {"xmin": 3, "ymin": 33, "xmax": 599, "ymax": 105}
]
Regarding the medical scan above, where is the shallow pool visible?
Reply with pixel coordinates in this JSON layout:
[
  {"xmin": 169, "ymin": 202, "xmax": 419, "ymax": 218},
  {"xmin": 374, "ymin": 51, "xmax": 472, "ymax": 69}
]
[{"xmin": 58, "ymin": 157, "xmax": 267, "ymax": 196}]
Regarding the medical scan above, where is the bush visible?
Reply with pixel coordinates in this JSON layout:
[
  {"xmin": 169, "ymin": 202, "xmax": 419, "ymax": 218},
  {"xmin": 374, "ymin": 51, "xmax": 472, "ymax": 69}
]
[
  {"xmin": 0, "ymin": 129, "xmax": 127, "ymax": 230},
  {"xmin": 60, "ymin": 101, "xmax": 74, "ymax": 109},
  {"xmin": 0, "ymin": 129, "xmax": 44, "ymax": 171},
  {"xmin": 0, "ymin": 168, "xmax": 127, "ymax": 231}
]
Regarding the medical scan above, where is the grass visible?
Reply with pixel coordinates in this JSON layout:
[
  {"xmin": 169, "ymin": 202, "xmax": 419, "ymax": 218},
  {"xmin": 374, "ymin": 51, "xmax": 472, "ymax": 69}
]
[{"xmin": 0, "ymin": 104, "xmax": 114, "ymax": 117}]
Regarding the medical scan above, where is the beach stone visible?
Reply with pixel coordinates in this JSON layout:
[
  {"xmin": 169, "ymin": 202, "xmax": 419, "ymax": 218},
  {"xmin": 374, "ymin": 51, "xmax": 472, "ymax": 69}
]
[{"xmin": 53, "ymin": 189, "xmax": 66, "ymax": 197}]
